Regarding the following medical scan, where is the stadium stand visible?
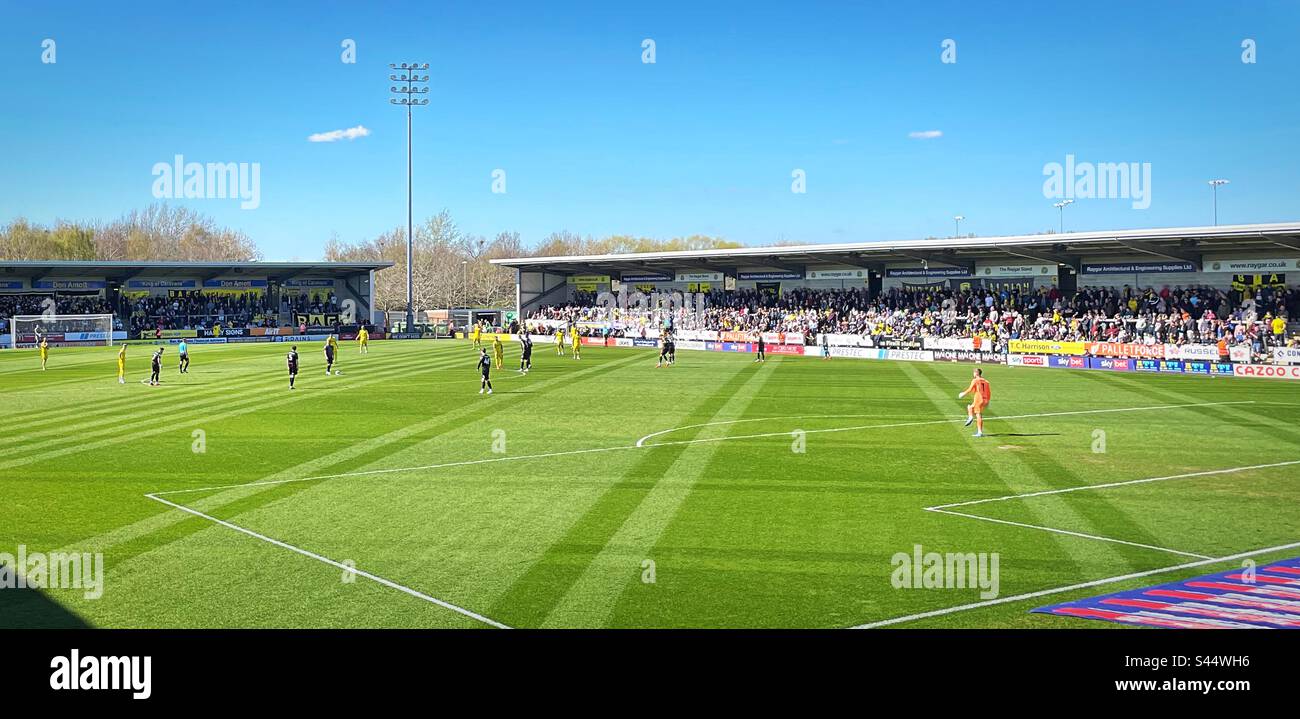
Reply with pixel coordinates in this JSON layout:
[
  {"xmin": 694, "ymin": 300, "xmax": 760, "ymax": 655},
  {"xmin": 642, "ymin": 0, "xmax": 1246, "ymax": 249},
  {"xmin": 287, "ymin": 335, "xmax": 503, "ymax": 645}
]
[
  {"xmin": 0, "ymin": 260, "xmax": 390, "ymax": 347},
  {"xmin": 529, "ymin": 283, "xmax": 1296, "ymax": 352},
  {"xmin": 496, "ymin": 222, "xmax": 1300, "ymax": 367}
]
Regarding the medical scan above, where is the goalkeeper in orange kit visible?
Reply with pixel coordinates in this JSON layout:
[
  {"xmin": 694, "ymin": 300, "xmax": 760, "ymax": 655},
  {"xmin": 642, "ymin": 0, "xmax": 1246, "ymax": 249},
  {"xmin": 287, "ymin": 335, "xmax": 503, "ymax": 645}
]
[{"xmin": 958, "ymin": 367, "xmax": 991, "ymax": 438}]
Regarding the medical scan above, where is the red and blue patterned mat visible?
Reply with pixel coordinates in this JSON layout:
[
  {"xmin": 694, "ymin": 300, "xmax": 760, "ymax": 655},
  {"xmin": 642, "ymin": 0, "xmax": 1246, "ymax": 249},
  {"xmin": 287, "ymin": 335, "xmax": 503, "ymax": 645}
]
[{"xmin": 1033, "ymin": 557, "xmax": 1300, "ymax": 628}]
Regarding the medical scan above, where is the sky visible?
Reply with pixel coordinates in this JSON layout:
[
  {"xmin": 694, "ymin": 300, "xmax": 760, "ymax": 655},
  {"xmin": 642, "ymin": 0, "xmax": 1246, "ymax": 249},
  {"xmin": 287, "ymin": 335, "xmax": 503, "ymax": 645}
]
[{"xmin": 2, "ymin": 0, "xmax": 1298, "ymax": 260}]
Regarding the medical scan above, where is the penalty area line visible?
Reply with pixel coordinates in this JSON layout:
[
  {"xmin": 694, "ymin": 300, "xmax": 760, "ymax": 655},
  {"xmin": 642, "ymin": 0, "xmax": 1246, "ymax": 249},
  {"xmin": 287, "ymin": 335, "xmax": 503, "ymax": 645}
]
[
  {"xmin": 916, "ymin": 458, "xmax": 1300, "ymax": 561},
  {"xmin": 851, "ymin": 539, "xmax": 1300, "ymax": 629},
  {"xmin": 925, "ymin": 507, "xmax": 1211, "ymax": 559},
  {"xmin": 929, "ymin": 458, "xmax": 1300, "ymax": 510},
  {"xmin": 144, "ymin": 492, "xmax": 511, "ymax": 630}
]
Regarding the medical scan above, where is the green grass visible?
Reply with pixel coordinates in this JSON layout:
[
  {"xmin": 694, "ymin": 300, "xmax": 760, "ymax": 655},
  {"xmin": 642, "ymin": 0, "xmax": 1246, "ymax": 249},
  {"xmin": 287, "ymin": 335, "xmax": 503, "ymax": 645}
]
[{"xmin": 2, "ymin": 339, "xmax": 1299, "ymax": 629}]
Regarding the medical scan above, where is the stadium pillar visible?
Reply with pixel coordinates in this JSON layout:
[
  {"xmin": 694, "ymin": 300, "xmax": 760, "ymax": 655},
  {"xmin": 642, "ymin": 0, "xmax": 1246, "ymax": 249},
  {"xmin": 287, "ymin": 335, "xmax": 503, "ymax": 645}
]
[
  {"xmin": 1057, "ymin": 266, "xmax": 1077, "ymax": 296},
  {"xmin": 868, "ymin": 271, "xmax": 883, "ymax": 299}
]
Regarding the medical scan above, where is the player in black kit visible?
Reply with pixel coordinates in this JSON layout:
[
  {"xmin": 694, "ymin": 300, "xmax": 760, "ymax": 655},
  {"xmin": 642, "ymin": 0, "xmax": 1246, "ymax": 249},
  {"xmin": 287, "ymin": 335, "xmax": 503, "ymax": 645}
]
[
  {"xmin": 323, "ymin": 339, "xmax": 336, "ymax": 376},
  {"xmin": 518, "ymin": 333, "xmax": 532, "ymax": 373},
  {"xmin": 287, "ymin": 345, "xmax": 300, "ymax": 389},
  {"xmin": 478, "ymin": 348, "xmax": 494, "ymax": 395},
  {"xmin": 656, "ymin": 331, "xmax": 674, "ymax": 368},
  {"xmin": 754, "ymin": 333, "xmax": 766, "ymax": 363},
  {"xmin": 149, "ymin": 347, "xmax": 164, "ymax": 386}
]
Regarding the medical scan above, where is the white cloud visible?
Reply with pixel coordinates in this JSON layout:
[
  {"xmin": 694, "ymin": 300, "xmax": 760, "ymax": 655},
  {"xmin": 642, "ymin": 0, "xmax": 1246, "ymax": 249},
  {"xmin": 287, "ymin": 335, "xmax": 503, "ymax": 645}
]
[
  {"xmin": 308, "ymin": 125, "xmax": 371, "ymax": 143},
  {"xmin": 907, "ymin": 130, "xmax": 943, "ymax": 140}
]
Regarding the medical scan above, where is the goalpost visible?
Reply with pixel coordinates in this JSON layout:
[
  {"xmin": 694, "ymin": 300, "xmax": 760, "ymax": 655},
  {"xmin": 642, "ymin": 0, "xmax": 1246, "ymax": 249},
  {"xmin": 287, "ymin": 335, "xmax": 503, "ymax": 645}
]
[{"xmin": 7, "ymin": 314, "xmax": 116, "ymax": 349}]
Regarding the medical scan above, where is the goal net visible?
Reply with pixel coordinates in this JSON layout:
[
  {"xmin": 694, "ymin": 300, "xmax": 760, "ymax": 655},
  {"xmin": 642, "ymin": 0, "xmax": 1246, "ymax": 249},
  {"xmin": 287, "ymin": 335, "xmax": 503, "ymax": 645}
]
[{"xmin": 8, "ymin": 314, "xmax": 116, "ymax": 349}]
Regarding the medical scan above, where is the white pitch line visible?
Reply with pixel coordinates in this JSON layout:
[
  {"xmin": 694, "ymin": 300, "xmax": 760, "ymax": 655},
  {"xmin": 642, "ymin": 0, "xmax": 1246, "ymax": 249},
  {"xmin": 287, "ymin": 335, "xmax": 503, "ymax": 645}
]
[
  {"xmin": 635, "ymin": 401, "xmax": 1256, "ymax": 448},
  {"xmin": 145, "ymin": 493, "xmax": 511, "ymax": 630},
  {"xmin": 929, "ymin": 459, "xmax": 1300, "ymax": 511},
  {"xmin": 851, "ymin": 540, "xmax": 1300, "ymax": 628},
  {"xmin": 925, "ymin": 508, "xmax": 1212, "ymax": 559},
  {"xmin": 153, "ymin": 401, "xmax": 1253, "ymax": 498},
  {"xmin": 150, "ymin": 444, "xmax": 638, "ymax": 496},
  {"xmin": 142, "ymin": 398, "xmax": 1264, "ymax": 628},
  {"xmin": 634, "ymin": 413, "xmax": 885, "ymax": 447}
]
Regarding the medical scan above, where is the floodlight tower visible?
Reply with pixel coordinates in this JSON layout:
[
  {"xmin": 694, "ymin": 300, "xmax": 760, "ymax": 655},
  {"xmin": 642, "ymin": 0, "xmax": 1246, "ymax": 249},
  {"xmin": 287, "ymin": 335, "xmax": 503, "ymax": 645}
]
[
  {"xmin": 1208, "ymin": 179, "xmax": 1230, "ymax": 226},
  {"xmin": 1053, "ymin": 199, "xmax": 1074, "ymax": 233},
  {"xmin": 389, "ymin": 62, "xmax": 430, "ymax": 332}
]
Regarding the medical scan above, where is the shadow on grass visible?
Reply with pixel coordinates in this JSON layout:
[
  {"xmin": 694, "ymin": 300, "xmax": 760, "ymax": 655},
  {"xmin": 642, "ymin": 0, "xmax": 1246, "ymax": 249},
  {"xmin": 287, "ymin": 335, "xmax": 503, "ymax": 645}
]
[{"xmin": 0, "ymin": 588, "xmax": 93, "ymax": 628}]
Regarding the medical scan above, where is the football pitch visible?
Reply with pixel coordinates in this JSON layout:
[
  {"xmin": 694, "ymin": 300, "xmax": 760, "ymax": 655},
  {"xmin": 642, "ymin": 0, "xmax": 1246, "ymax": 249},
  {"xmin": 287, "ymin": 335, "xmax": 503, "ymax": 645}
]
[{"xmin": 3, "ymin": 339, "xmax": 1299, "ymax": 629}]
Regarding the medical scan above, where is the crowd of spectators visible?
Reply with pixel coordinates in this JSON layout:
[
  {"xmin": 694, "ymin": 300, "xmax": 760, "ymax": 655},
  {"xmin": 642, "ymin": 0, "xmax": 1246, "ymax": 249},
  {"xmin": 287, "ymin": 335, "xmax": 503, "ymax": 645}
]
[
  {"xmin": 285, "ymin": 291, "xmax": 340, "ymax": 315},
  {"xmin": 2, "ymin": 290, "xmax": 350, "ymax": 337},
  {"xmin": 0, "ymin": 294, "xmax": 118, "ymax": 329},
  {"xmin": 528, "ymin": 283, "xmax": 1297, "ymax": 352},
  {"xmin": 126, "ymin": 293, "xmax": 276, "ymax": 334}
]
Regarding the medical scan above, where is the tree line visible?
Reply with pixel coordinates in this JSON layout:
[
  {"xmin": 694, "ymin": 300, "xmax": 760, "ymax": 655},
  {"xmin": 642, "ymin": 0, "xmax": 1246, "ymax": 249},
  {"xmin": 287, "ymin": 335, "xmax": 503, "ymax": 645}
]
[
  {"xmin": 0, "ymin": 204, "xmax": 740, "ymax": 312},
  {"xmin": 324, "ymin": 214, "xmax": 741, "ymax": 312},
  {"xmin": 1, "ymin": 205, "xmax": 261, "ymax": 263}
]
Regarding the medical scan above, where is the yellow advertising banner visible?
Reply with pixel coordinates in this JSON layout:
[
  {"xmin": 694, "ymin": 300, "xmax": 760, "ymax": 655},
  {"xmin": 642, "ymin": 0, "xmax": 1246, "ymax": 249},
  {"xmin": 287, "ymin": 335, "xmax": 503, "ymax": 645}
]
[{"xmin": 1008, "ymin": 339, "xmax": 1086, "ymax": 355}]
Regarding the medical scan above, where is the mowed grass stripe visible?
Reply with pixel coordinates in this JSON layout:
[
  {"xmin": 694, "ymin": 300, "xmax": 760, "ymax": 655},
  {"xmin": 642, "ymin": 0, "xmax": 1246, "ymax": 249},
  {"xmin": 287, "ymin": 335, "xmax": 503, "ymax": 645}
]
[
  {"xmin": 539, "ymin": 358, "xmax": 782, "ymax": 628},
  {"xmin": 0, "ymin": 350, "xmax": 455, "ymax": 471},
  {"xmin": 0, "ymin": 353, "xmax": 305, "ymax": 438},
  {"xmin": 51, "ymin": 347, "xmax": 643, "ymax": 560},
  {"xmin": 488, "ymin": 355, "xmax": 763, "ymax": 626},
  {"xmin": 0, "ymin": 349, "xmax": 445, "ymax": 460},
  {"xmin": 7, "ymin": 344, "xmax": 1298, "ymax": 629},
  {"xmin": 900, "ymin": 362, "xmax": 1109, "ymax": 576},
  {"xmin": 2, "ymin": 351, "xmax": 408, "ymax": 444},
  {"xmin": 918, "ymin": 362, "xmax": 1217, "ymax": 565},
  {"xmin": 0, "ymin": 344, "xmax": 284, "ymax": 412},
  {"xmin": 0, "ymin": 342, "xmax": 434, "ymax": 441},
  {"xmin": 1075, "ymin": 369, "xmax": 1300, "ymax": 449},
  {"xmin": 62, "ymin": 352, "xmax": 648, "ymax": 581},
  {"xmin": 90, "ymin": 351, "xmax": 651, "ymax": 626}
]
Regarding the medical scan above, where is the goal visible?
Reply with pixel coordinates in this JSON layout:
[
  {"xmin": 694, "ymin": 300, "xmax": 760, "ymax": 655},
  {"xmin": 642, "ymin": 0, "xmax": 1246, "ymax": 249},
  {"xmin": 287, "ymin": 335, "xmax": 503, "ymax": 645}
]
[{"xmin": 7, "ymin": 314, "xmax": 116, "ymax": 349}]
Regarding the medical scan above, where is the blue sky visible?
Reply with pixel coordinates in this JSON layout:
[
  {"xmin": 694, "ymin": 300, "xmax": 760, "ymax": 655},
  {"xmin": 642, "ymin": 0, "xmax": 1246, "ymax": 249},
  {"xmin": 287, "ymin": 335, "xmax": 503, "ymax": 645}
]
[{"xmin": 2, "ymin": 0, "xmax": 1298, "ymax": 259}]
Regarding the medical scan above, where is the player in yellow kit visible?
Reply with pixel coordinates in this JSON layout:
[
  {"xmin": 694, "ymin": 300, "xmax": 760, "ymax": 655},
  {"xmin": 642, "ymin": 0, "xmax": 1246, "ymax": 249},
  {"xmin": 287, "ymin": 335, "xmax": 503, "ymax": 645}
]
[
  {"xmin": 116, "ymin": 344, "xmax": 127, "ymax": 384},
  {"xmin": 357, "ymin": 326, "xmax": 369, "ymax": 354},
  {"xmin": 471, "ymin": 323, "xmax": 483, "ymax": 349},
  {"xmin": 554, "ymin": 328, "xmax": 565, "ymax": 356},
  {"xmin": 570, "ymin": 327, "xmax": 581, "ymax": 360},
  {"xmin": 39, "ymin": 338, "xmax": 49, "ymax": 370},
  {"xmin": 491, "ymin": 335, "xmax": 504, "ymax": 370}
]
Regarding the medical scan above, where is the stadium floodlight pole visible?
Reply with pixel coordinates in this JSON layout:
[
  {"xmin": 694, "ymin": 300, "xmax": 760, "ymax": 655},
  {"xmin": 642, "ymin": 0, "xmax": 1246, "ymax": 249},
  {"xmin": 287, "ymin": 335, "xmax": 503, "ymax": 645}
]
[
  {"xmin": 1053, "ymin": 199, "xmax": 1074, "ymax": 233},
  {"xmin": 1208, "ymin": 179, "xmax": 1229, "ymax": 225},
  {"xmin": 389, "ymin": 62, "xmax": 431, "ymax": 332},
  {"xmin": 953, "ymin": 215, "xmax": 964, "ymax": 237}
]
